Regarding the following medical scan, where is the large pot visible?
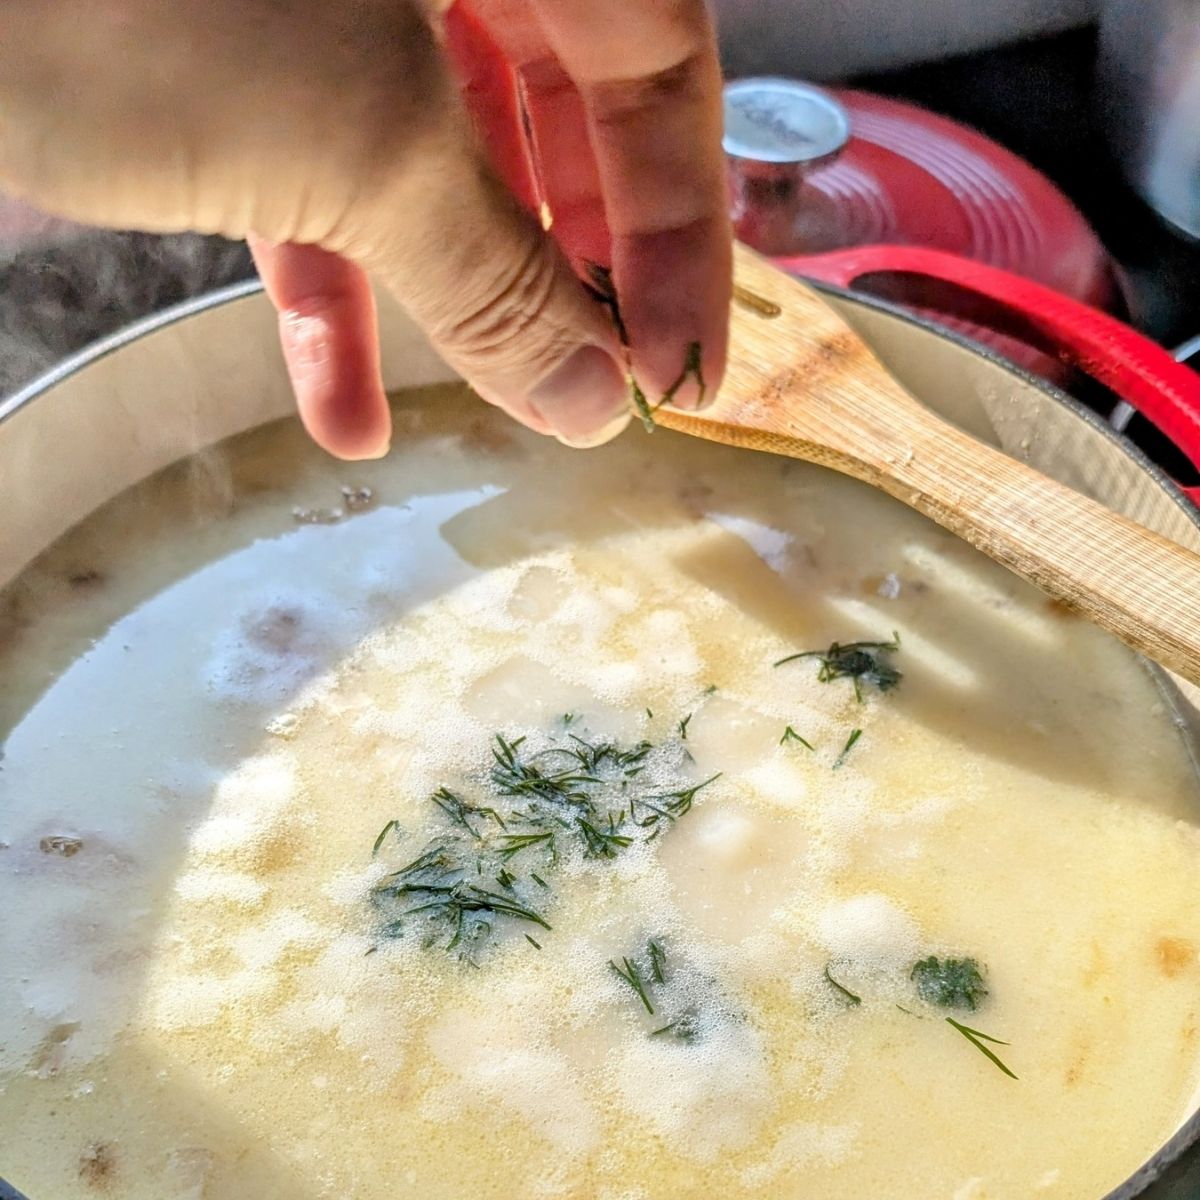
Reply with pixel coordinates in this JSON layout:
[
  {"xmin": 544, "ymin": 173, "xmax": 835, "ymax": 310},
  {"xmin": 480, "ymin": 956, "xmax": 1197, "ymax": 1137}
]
[{"xmin": 2, "ymin": 278, "xmax": 1200, "ymax": 1199}]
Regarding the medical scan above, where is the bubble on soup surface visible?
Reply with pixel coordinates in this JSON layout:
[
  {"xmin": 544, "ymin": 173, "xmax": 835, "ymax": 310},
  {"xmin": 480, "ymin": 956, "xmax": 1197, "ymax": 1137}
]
[{"xmin": 815, "ymin": 893, "xmax": 922, "ymax": 967}]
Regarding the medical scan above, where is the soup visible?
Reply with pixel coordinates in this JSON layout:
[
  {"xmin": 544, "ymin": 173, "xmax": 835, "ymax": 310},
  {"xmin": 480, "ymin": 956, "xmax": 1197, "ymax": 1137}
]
[{"xmin": 2, "ymin": 385, "xmax": 1199, "ymax": 1199}]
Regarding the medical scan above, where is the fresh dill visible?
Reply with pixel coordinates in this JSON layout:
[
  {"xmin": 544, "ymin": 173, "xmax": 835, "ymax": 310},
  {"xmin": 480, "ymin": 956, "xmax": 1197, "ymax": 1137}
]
[
  {"xmin": 911, "ymin": 957, "xmax": 988, "ymax": 1012},
  {"xmin": 780, "ymin": 726, "xmax": 814, "ymax": 750},
  {"xmin": 581, "ymin": 261, "xmax": 627, "ymax": 345},
  {"xmin": 372, "ymin": 819, "xmax": 401, "ymax": 857},
  {"xmin": 369, "ymin": 725, "xmax": 715, "ymax": 963},
  {"xmin": 650, "ymin": 1011, "xmax": 701, "ymax": 1043},
  {"xmin": 946, "ymin": 1018, "xmax": 1018, "ymax": 1080},
  {"xmin": 661, "ymin": 341, "xmax": 706, "ymax": 410},
  {"xmin": 611, "ymin": 939, "xmax": 730, "ymax": 1044},
  {"xmin": 824, "ymin": 963, "xmax": 862, "ymax": 1006},
  {"xmin": 562, "ymin": 711, "xmax": 578, "ymax": 727},
  {"xmin": 833, "ymin": 728, "xmax": 863, "ymax": 769},
  {"xmin": 648, "ymin": 940, "xmax": 668, "ymax": 985},
  {"xmin": 430, "ymin": 787, "xmax": 504, "ymax": 839},
  {"xmin": 775, "ymin": 632, "xmax": 903, "ymax": 702},
  {"xmin": 610, "ymin": 956, "xmax": 655, "ymax": 1014},
  {"xmin": 702, "ymin": 683, "xmax": 718, "ymax": 696},
  {"xmin": 495, "ymin": 831, "xmax": 555, "ymax": 861},
  {"xmin": 630, "ymin": 377, "xmax": 657, "ymax": 431},
  {"xmin": 679, "ymin": 713, "xmax": 692, "ymax": 740},
  {"xmin": 525, "ymin": 934, "xmax": 543, "ymax": 951}
]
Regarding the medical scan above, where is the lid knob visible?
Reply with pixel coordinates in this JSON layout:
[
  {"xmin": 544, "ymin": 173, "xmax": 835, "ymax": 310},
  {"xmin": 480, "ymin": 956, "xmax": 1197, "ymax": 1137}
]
[{"xmin": 723, "ymin": 78, "xmax": 851, "ymax": 257}]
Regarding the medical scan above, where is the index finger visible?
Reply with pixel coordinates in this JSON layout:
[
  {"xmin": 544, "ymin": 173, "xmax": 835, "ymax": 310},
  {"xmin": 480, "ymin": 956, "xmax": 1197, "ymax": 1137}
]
[{"xmin": 527, "ymin": 0, "xmax": 731, "ymax": 406}]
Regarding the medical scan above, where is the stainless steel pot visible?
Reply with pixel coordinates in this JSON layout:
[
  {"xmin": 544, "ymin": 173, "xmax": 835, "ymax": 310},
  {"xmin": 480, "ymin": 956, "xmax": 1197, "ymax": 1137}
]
[
  {"xmin": 1098, "ymin": 0, "xmax": 1200, "ymax": 240},
  {"xmin": 2, "ymin": 280, "xmax": 1200, "ymax": 1199}
]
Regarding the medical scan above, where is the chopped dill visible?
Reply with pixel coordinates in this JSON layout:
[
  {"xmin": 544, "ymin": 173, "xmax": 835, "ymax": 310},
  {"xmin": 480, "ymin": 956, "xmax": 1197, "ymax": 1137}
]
[
  {"xmin": 525, "ymin": 934, "xmax": 543, "ymax": 951},
  {"xmin": 824, "ymin": 963, "xmax": 862, "ymax": 1006},
  {"xmin": 562, "ymin": 711, "xmax": 578, "ymax": 727},
  {"xmin": 775, "ymin": 632, "xmax": 902, "ymax": 702},
  {"xmin": 833, "ymin": 728, "xmax": 863, "ymax": 770},
  {"xmin": 582, "ymin": 260, "xmax": 628, "ymax": 346},
  {"xmin": 648, "ymin": 940, "xmax": 668, "ymax": 985},
  {"xmin": 661, "ymin": 341, "xmax": 706, "ymax": 409},
  {"xmin": 430, "ymin": 787, "xmax": 504, "ymax": 838},
  {"xmin": 679, "ymin": 713, "xmax": 692, "ymax": 740},
  {"xmin": 610, "ymin": 956, "xmax": 655, "ymax": 1014},
  {"xmin": 611, "ymin": 940, "xmax": 730, "ymax": 1044},
  {"xmin": 946, "ymin": 1017, "xmax": 1018, "ymax": 1080},
  {"xmin": 780, "ymin": 726, "xmax": 814, "ymax": 750},
  {"xmin": 645, "ymin": 707, "xmax": 654, "ymax": 720},
  {"xmin": 370, "ymin": 727, "xmax": 714, "ymax": 963},
  {"xmin": 911, "ymin": 957, "xmax": 988, "ymax": 1012},
  {"xmin": 495, "ymin": 831, "xmax": 555, "ymax": 860},
  {"xmin": 372, "ymin": 819, "xmax": 401, "ymax": 857},
  {"xmin": 650, "ymin": 1011, "xmax": 701, "ymax": 1043}
]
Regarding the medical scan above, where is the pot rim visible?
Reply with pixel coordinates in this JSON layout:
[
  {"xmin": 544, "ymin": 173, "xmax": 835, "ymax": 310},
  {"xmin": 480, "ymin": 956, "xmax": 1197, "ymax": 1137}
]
[{"xmin": 1, "ymin": 277, "xmax": 1198, "ymax": 1200}]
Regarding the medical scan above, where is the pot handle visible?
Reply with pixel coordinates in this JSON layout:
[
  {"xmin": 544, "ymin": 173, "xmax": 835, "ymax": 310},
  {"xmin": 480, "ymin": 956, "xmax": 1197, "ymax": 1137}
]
[{"xmin": 787, "ymin": 244, "xmax": 1200, "ymax": 504}]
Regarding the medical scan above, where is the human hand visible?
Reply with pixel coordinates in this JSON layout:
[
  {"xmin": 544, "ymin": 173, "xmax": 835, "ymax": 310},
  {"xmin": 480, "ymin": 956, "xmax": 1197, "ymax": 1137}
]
[{"xmin": 0, "ymin": 0, "xmax": 731, "ymax": 458}]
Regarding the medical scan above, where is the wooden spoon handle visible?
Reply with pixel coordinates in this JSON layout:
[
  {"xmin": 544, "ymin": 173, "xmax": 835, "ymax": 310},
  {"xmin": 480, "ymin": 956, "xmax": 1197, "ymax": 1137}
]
[
  {"xmin": 882, "ymin": 410, "xmax": 1200, "ymax": 684},
  {"xmin": 663, "ymin": 395, "xmax": 1200, "ymax": 685}
]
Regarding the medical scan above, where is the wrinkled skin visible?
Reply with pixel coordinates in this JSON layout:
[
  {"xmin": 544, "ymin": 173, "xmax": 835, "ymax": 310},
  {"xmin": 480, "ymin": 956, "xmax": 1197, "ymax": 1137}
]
[{"xmin": 0, "ymin": 0, "xmax": 731, "ymax": 456}]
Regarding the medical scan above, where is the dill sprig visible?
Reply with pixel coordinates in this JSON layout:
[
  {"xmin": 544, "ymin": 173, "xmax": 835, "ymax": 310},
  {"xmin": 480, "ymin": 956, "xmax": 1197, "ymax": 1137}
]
[
  {"xmin": 775, "ymin": 632, "xmax": 902, "ymax": 702},
  {"xmin": 430, "ymin": 787, "xmax": 505, "ymax": 839},
  {"xmin": 833, "ymin": 728, "xmax": 863, "ymax": 770},
  {"xmin": 824, "ymin": 962, "xmax": 862, "ymax": 1006},
  {"xmin": 648, "ymin": 940, "xmax": 668, "ymax": 985},
  {"xmin": 780, "ymin": 726, "xmax": 814, "ymax": 750},
  {"xmin": 911, "ymin": 957, "xmax": 988, "ymax": 1012},
  {"xmin": 611, "ymin": 939, "xmax": 731, "ymax": 1044},
  {"xmin": 946, "ymin": 1018, "xmax": 1018, "ymax": 1080},
  {"xmin": 372, "ymin": 819, "xmax": 401, "ymax": 857},
  {"xmin": 370, "ymin": 724, "xmax": 715, "ymax": 963},
  {"xmin": 610, "ymin": 956, "xmax": 655, "ymax": 1014}
]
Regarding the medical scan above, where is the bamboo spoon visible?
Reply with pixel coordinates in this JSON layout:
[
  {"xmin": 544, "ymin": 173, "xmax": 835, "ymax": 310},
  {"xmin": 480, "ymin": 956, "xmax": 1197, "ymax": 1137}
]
[{"xmin": 655, "ymin": 243, "xmax": 1200, "ymax": 688}]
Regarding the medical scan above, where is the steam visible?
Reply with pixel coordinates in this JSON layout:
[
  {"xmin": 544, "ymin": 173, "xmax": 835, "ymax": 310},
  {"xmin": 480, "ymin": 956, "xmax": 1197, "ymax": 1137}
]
[{"xmin": 0, "ymin": 227, "xmax": 254, "ymax": 398}]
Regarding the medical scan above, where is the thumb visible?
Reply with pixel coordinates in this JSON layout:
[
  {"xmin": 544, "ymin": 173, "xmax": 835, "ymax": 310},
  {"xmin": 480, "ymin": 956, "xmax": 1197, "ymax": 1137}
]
[{"xmin": 333, "ymin": 106, "xmax": 631, "ymax": 449}]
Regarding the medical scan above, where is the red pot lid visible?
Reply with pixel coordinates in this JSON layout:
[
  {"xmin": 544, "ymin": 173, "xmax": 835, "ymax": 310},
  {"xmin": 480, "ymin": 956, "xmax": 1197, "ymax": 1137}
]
[{"xmin": 724, "ymin": 80, "xmax": 1111, "ymax": 309}]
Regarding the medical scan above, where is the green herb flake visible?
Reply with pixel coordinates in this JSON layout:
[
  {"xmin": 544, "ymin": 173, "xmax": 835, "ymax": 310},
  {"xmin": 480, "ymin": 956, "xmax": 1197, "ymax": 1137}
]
[
  {"xmin": 679, "ymin": 713, "xmax": 692, "ymax": 740},
  {"xmin": 946, "ymin": 1017, "xmax": 1018, "ymax": 1080},
  {"xmin": 372, "ymin": 819, "xmax": 401, "ymax": 857},
  {"xmin": 610, "ymin": 957, "xmax": 655, "ymax": 1014},
  {"xmin": 775, "ymin": 632, "xmax": 902, "ymax": 702},
  {"xmin": 369, "ymin": 728, "xmax": 713, "ymax": 965},
  {"xmin": 824, "ymin": 963, "xmax": 862, "ymax": 1007},
  {"xmin": 780, "ymin": 725, "xmax": 814, "ymax": 750},
  {"xmin": 833, "ymin": 728, "xmax": 863, "ymax": 770},
  {"xmin": 648, "ymin": 940, "xmax": 668, "ymax": 985},
  {"xmin": 911, "ymin": 957, "xmax": 988, "ymax": 1012}
]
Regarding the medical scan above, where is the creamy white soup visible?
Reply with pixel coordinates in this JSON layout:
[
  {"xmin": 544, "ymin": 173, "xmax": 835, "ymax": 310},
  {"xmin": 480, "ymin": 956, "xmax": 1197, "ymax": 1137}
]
[{"xmin": 2, "ymin": 385, "xmax": 1200, "ymax": 1200}]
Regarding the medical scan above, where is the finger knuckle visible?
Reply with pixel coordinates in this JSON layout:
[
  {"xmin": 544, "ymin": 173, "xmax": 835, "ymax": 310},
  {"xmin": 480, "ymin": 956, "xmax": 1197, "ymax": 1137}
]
[{"xmin": 439, "ymin": 238, "xmax": 570, "ymax": 371}]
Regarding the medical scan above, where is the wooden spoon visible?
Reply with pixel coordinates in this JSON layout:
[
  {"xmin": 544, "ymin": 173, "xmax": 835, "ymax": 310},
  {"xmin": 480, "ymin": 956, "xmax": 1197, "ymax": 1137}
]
[{"xmin": 655, "ymin": 243, "xmax": 1200, "ymax": 688}]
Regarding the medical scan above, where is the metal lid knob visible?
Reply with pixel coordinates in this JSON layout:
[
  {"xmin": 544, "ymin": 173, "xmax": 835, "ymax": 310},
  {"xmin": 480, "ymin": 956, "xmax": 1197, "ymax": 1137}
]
[
  {"xmin": 722, "ymin": 78, "xmax": 851, "ymax": 257},
  {"xmin": 722, "ymin": 77, "xmax": 850, "ymax": 168}
]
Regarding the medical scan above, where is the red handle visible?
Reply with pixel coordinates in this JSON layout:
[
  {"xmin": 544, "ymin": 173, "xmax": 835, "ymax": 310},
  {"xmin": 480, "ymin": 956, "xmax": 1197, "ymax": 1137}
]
[{"xmin": 787, "ymin": 244, "xmax": 1200, "ymax": 505}]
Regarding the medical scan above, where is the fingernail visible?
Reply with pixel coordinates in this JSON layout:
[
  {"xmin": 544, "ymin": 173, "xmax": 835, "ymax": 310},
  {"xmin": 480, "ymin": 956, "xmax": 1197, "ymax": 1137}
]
[
  {"xmin": 555, "ymin": 409, "xmax": 631, "ymax": 449},
  {"xmin": 528, "ymin": 345, "xmax": 629, "ymax": 444},
  {"xmin": 341, "ymin": 434, "xmax": 391, "ymax": 462}
]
